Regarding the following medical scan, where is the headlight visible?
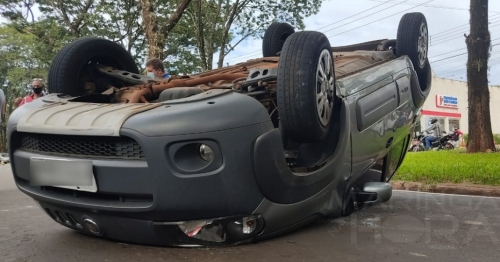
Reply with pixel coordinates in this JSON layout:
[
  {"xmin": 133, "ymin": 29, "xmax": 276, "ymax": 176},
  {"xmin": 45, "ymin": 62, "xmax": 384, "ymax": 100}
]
[{"xmin": 199, "ymin": 144, "xmax": 214, "ymax": 162}]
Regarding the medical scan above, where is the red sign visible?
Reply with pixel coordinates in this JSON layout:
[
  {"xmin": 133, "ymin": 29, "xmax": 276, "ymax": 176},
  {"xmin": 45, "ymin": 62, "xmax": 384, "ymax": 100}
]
[{"xmin": 436, "ymin": 94, "xmax": 458, "ymax": 109}]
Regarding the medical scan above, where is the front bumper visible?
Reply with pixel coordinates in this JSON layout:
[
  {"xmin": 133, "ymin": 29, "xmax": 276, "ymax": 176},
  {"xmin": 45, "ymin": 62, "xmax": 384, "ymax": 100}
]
[
  {"xmin": 37, "ymin": 201, "xmax": 265, "ymax": 247},
  {"xmin": 7, "ymin": 91, "xmax": 281, "ymax": 246},
  {"xmin": 9, "ymin": 119, "xmax": 273, "ymax": 246}
]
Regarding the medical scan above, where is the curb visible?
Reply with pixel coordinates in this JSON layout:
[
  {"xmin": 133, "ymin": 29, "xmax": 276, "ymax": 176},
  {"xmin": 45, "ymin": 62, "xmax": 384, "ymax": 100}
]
[{"xmin": 390, "ymin": 181, "xmax": 500, "ymax": 197}]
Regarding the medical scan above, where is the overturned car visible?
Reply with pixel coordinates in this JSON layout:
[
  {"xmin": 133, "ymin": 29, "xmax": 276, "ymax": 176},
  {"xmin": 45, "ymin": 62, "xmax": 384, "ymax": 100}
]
[{"xmin": 7, "ymin": 12, "xmax": 432, "ymax": 247}]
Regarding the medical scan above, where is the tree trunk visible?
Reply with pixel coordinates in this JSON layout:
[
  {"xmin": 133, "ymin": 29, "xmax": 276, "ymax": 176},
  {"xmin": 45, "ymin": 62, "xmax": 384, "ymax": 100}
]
[
  {"xmin": 196, "ymin": 0, "xmax": 208, "ymax": 70},
  {"xmin": 466, "ymin": 0, "xmax": 496, "ymax": 152},
  {"xmin": 140, "ymin": 0, "xmax": 163, "ymax": 59},
  {"xmin": 217, "ymin": 0, "xmax": 239, "ymax": 68},
  {"xmin": 141, "ymin": 0, "xmax": 193, "ymax": 60}
]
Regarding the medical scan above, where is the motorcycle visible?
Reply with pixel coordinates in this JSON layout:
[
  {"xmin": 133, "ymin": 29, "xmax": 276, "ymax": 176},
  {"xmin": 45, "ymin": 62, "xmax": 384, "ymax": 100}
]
[{"xmin": 408, "ymin": 131, "xmax": 455, "ymax": 152}]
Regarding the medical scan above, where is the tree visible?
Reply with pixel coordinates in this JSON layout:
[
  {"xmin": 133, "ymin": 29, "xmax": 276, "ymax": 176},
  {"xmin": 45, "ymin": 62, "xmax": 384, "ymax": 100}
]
[
  {"xmin": 465, "ymin": 0, "xmax": 496, "ymax": 152},
  {"xmin": 0, "ymin": 26, "xmax": 48, "ymax": 151},
  {"xmin": 182, "ymin": 0, "xmax": 324, "ymax": 70}
]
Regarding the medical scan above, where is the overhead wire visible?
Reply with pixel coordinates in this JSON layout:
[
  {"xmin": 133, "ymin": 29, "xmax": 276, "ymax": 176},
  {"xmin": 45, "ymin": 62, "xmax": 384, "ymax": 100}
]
[
  {"xmin": 224, "ymin": 0, "xmax": 493, "ymax": 66},
  {"xmin": 431, "ymin": 23, "xmax": 500, "ymax": 46},
  {"xmin": 431, "ymin": 45, "xmax": 500, "ymax": 65},
  {"xmin": 320, "ymin": 0, "xmax": 410, "ymax": 34},
  {"xmin": 325, "ymin": 0, "xmax": 434, "ymax": 39},
  {"xmin": 441, "ymin": 58, "xmax": 500, "ymax": 79},
  {"xmin": 430, "ymin": 17, "xmax": 500, "ymax": 42},
  {"xmin": 430, "ymin": 38, "xmax": 500, "ymax": 59},
  {"xmin": 224, "ymin": 0, "xmax": 401, "ymax": 63},
  {"xmin": 437, "ymin": 54, "xmax": 500, "ymax": 76},
  {"xmin": 363, "ymin": 0, "xmax": 500, "ymax": 14}
]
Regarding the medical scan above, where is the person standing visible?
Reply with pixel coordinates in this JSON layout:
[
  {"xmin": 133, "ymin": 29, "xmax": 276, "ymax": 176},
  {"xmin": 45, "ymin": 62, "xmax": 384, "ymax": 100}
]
[
  {"xmin": 451, "ymin": 127, "xmax": 463, "ymax": 147},
  {"xmin": 145, "ymin": 58, "xmax": 170, "ymax": 79},
  {"xmin": 423, "ymin": 118, "xmax": 443, "ymax": 150},
  {"xmin": 18, "ymin": 79, "xmax": 45, "ymax": 107}
]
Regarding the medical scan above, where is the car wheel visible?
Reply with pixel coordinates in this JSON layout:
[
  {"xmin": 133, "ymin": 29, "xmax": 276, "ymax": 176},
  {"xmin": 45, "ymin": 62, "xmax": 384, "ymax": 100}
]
[
  {"xmin": 413, "ymin": 145, "xmax": 424, "ymax": 152},
  {"xmin": 48, "ymin": 37, "xmax": 139, "ymax": 96},
  {"xmin": 262, "ymin": 22, "xmax": 295, "ymax": 57},
  {"xmin": 277, "ymin": 31, "xmax": 336, "ymax": 143},
  {"xmin": 396, "ymin": 12, "xmax": 429, "ymax": 75}
]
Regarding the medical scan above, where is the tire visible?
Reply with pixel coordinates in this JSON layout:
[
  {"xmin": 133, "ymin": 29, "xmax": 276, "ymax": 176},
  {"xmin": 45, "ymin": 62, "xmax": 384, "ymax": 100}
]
[
  {"xmin": 277, "ymin": 31, "xmax": 336, "ymax": 143},
  {"xmin": 396, "ymin": 13, "xmax": 429, "ymax": 75},
  {"xmin": 412, "ymin": 145, "xmax": 424, "ymax": 152},
  {"xmin": 48, "ymin": 37, "xmax": 139, "ymax": 96},
  {"xmin": 262, "ymin": 22, "xmax": 295, "ymax": 57}
]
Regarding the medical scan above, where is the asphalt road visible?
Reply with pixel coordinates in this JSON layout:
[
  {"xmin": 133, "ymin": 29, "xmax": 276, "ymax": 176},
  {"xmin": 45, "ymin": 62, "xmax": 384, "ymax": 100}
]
[{"xmin": 1, "ymin": 164, "xmax": 500, "ymax": 262}]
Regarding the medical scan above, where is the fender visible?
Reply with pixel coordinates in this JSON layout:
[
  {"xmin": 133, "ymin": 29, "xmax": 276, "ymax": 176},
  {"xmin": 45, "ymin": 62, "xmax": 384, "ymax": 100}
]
[{"xmin": 253, "ymin": 100, "xmax": 351, "ymax": 204}]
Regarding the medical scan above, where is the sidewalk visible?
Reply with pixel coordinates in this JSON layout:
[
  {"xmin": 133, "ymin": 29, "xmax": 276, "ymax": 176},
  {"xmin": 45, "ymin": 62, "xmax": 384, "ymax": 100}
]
[{"xmin": 391, "ymin": 180, "xmax": 500, "ymax": 197}]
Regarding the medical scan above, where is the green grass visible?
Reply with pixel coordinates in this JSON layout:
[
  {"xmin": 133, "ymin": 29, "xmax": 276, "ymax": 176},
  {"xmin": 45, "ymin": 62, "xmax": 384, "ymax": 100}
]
[{"xmin": 395, "ymin": 150, "xmax": 500, "ymax": 186}]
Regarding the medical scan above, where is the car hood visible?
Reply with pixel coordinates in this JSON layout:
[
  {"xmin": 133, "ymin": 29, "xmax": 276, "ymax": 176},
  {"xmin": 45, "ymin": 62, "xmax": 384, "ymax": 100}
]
[{"xmin": 12, "ymin": 94, "xmax": 161, "ymax": 136}]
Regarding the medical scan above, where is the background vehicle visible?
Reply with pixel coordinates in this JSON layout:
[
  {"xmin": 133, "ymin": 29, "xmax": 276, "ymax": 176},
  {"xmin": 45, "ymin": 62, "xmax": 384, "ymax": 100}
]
[
  {"xmin": 409, "ymin": 132, "xmax": 455, "ymax": 151},
  {"xmin": 7, "ymin": 12, "xmax": 432, "ymax": 247}
]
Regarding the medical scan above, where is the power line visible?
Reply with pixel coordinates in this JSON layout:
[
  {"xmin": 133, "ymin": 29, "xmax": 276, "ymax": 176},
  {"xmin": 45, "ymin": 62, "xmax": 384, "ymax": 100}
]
[
  {"xmin": 430, "ymin": 38, "xmax": 500, "ymax": 59},
  {"xmin": 363, "ymin": 0, "xmax": 500, "ymax": 14},
  {"xmin": 431, "ymin": 52, "xmax": 468, "ymax": 63},
  {"xmin": 432, "ymin": 24, "xmax": 470, "ymax": 37},
  {"xmin": 431, "ymin": 43, "xmax": 500, "ymax": 64},
  {"xmin": 315, "ymin": 0, "xmax": 397, "ymax": 31},
  {"xmin": 224, "ymin": 0, "xmax": 402, "ymax": 63},
  {"xmin": 326, "ymin": 0, "xmax": 435, "ymax": 39},
  {"xmin": 431, "ymin": 23, "xmax": 500, "ymax": 46},
  {"xmin": 431, "ymin": 17, "xmax": 500, "ymax": 42},
  {"xmin": 434, "ymin": 53, "xmax": 500, "ymax": 75},
  {"xmin": 432, "ymin": 56, "xmax": 471, "ymax": 67},
  {"xmin": 321, "ymin": 0, "xmax": 410, "ymax": 34},
  {"xmin": 440, "ymin": 59, "xmax": 500, "ymax": 82},
  {"xmin": 438, "ymin": 55, "xmax": 500, "ymax": 76},
  {"xmin": 431, "ymin": 25, "xmax": 469, "ymax": 42}
]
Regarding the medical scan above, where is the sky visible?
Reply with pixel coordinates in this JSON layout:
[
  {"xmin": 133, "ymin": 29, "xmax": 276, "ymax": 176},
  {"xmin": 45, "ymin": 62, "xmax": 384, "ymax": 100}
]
[
  {"xmin": 222, "ymin": 0, "xmax": 500, "ymax": 85},
  {"xmin": 1, "ymin": 0, "xmax": 499, "ymax": 85}
]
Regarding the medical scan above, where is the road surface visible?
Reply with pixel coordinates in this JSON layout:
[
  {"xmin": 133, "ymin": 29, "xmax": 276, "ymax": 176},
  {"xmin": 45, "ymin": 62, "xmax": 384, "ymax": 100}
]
[{"xmin": 1, "ymin": 164, "xmax": 499, "ymax": 262}]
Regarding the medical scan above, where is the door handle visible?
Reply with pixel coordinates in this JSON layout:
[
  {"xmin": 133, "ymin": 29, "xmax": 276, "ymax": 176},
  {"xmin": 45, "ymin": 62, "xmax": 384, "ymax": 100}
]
[{"xmin": 386, "ymin": 137, "xmax": 394, "ymax": 148}]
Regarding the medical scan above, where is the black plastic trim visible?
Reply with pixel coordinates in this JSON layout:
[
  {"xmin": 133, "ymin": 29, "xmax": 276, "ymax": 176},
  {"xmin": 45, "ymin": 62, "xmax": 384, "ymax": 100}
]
[{"xmin": 253, "ymin": 100, "xmax": 351, "ymax": 204}]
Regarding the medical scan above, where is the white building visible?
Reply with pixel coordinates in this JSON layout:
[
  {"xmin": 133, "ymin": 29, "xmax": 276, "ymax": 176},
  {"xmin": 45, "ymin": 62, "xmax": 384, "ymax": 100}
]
[{"xmin": 418, "ymin": 71, "xmax": 500, "ymax": 135}]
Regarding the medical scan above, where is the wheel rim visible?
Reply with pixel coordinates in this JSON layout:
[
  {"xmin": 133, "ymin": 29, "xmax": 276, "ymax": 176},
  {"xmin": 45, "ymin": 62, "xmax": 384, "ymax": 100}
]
[
  {"xmin": 316, "ymin": 49, "xmax": 335, "ymax": 127},
  {"xmin": 417, "ymin": 22, "xmax": 428, "ymax": 67}
]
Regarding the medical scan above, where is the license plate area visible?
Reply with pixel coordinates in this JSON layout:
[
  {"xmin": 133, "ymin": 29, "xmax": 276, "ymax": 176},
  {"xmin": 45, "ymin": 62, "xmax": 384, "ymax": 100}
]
[{"xmin": 30, "ymin": 157, "xmax": 97, "ymax": 193}]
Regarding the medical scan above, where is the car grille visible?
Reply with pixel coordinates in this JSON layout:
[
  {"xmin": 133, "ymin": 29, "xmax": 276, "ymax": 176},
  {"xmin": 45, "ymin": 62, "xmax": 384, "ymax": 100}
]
[{"xmin": 19, "ymin": 133, "xmax": 145, "ymax": 160}]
